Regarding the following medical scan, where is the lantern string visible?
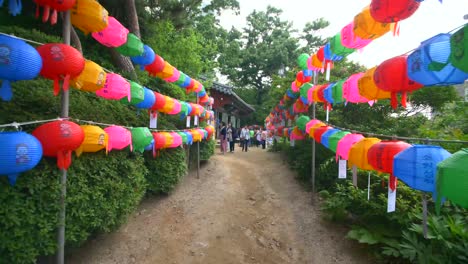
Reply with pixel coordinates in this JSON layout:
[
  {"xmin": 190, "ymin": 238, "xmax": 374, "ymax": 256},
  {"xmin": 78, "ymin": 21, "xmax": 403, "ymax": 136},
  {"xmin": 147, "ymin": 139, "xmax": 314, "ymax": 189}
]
[
  {"xmin": 275, "ymin": 124, "xmax": 468, "ymax": 144},
  {"xmin": 0, "ymin": 117, "xmax": 67, "ymax": 129},
  {"xmin": 0, "ymin": 32, "xmax": 44, "ymax": 46}
]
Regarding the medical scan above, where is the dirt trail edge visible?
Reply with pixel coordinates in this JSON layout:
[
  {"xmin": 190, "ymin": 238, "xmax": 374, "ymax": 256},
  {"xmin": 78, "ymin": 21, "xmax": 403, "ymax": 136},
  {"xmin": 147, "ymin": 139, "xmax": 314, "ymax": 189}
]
[{"xmin": 67, "ymin": 148, "xmax": 371, "ymax": 264}]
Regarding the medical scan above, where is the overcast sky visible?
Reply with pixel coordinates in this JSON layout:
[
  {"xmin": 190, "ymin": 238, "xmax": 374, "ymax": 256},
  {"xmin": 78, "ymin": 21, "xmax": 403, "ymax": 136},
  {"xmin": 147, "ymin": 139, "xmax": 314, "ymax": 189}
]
[{"xmin": 219, "ymin": 0, "xmax": 467, "ymax": 68}]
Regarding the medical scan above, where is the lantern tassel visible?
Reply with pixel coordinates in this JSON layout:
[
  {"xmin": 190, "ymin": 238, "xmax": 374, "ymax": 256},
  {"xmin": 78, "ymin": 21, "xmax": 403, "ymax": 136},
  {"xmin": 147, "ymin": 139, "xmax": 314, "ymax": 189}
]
[
  {"xmin": 63, "ymin": 74, "xmax": 70, "ymax": 92},
  {"xmin": 390, "ymin": 93, "xmax": 398, "ymax": 109},
  {"xmin": 53, "ymin": 78, "xmax": 61, "ymax": 96},
  {"xmin": 50, "ymin": 9, "xmax": 58, "ymax": 25},
  {"xmin": 42, "ymin": 6, "xmax": 50, "ymax": 23},
  {"xmin": 0, "ymin": 80, "xmax": 13, "ymax": 101},
  {"xmin": 9, "ymin": 0, "xmax": 22, "ymax": 16},
  {"xmin": 57, "ymin": 150, "xmax": 72, "ymax": 170},
  {"xmin": 401, "ymin": 92, "xmax": 407, "ymax": 108},
  {"xmin": 389, "ymin": 175, "xmax": 398, "ymax": 191}
]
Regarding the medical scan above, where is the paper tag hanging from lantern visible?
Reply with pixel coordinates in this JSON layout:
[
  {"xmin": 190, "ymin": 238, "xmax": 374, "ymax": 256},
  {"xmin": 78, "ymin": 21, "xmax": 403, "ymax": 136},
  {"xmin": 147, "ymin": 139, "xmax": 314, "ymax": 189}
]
[
  {"xmin": 186, "ymin": 116, "xmax": 191, "ymax": 128},
  {"xmin": 290, "ymin": 139, "xmax": 295, "ymax": 147},
  {"xmin": 338, "ymin": 159, "xmax": 347, "ymax": 179},
  {"xmin": 325, "ymin": 62, "xmax": 331, "ymax": 81},
  {"xmin": 194, "ymin": 115, "xmax": 199, "ymax": 126},
  {"xmin": 149, "ymin": 111, "xmax": 157, "ymax": 128},
  {"xmin": 387, "ymin": 180, "xmax": 397, "ymax": 213}
]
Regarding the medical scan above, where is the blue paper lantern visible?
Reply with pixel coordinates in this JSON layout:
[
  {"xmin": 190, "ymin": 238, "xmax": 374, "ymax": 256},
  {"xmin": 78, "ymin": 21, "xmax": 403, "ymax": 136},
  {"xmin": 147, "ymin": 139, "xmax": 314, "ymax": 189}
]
[
  {"xmin": 181, "ymin": 76, "xmax": 192, "ymax": 88},
  {"xmin": 0, "ymin": 132, "xmax": 43, "ymax": 185},
  {"xmin": 184, "ymin": 131, "xmax": 193, "ymax": 145},
  {"xmin": 0, "ymin": 0, "xmax": 22, "ymax": 16},
  {"xmin": 198, "ymin": 90, "xmax": 207, "ymax": 97},
  {"xmin": 0, "ymin": 34, "xmax": 43, "ymax": 101},
  {"xmin": 144, "ymin": 139, "xmax": 154, "ymax": 151},
  {"xmin": 321, "ymin": 129, "xmax": 340, "ymax": 148},
  {"xmin": 135, "ymin": 87, "xmax": 155, "ymax": 109},
  {"xmin": 300, "ymin": 95, "xmax": 308, "ymax": 105},
  {"xmin": 131, "ymin": 45, "xmax": 155, "ymax": 70},
  {"xmin": 303, "ymin": 69, "xmax": 313, "ymax": 77},
  {"xmin": 393, "ymin": 145, "xmax": 451, "ymax": 196},
  {"xmin": 323, "ymin": 82, "xmax": 335, "ymax": 104},
  {"xmin": 407, "ymin": 33, "xmax": 468, "ymax": 86},
  {"xmin": 324, "ymin": 42, "xmax": 343, "ymax": 62}
]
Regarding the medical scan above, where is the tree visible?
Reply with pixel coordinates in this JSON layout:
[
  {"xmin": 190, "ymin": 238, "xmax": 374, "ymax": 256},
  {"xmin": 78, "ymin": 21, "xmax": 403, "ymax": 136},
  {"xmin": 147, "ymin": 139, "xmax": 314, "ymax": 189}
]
[{"xmin": 299, "ymin": 18, "xmax": 330, "ymax": 54}]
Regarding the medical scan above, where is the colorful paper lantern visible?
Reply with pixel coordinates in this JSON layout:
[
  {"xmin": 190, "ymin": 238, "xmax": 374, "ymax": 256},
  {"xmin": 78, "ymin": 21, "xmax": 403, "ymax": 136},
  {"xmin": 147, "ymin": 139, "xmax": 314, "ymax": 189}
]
[
  {"xmin": 358, "ymin": 66, "xmax": 391, "ymax": 100},
  {"xmin": 374, "ymin": 55, "xmax": 424, "ymax": 108},
  {"xmin": 71, "ymin": 0, "xmax": 108, "ymax": 35},
  {"xmin": 328, "ymin": 131, "xmax": 351, "ymax": 153},
  {"xmin": 368, "ymin": 140, "xmax": 411, "ymax": 190},
  {"xmin": 164, "ymin": 68, "xmax": 181, "ymax": 83},
  {"xmin": 321, "ymin": 129, "xmax": 340, "ymax": 149},
  {"xmin": 154, "ymin": 61, "xmax": 174, "ymax": 79},
  {"xmin": 330, "ymin": 33, "xmax": 356, "ymax": 57},
  {"xmin": 169, "ymin": 132, "xmax": 182, "ymax": 148},
  {"xmin": 0, "ymin": 132, "xmax": 43, "ymax": 185},
  {"xmin": 450, "ymin": 24, "xmax": 468, "ymax": 72},
  {"xmin": 1, "ymin": 0, "xmax": 22, "ymax": 16},
  {"xmin": 305, "ymin": 120, "xmax": 324, "ymax": 134},
  {"xmin": 131, "ymin": 127, "xmax": 153, "ymax": 153},
  {"xmin": 343, "ymin": 72, "xmax": 374, "ymax": 104},
  {"xmin": 75, "ymin": 125, "xmax": 108, "ymax": 157},
  {"xmin": 35, "ymin": 0, "xmax": 76, "ymax": 24},
  {"xmin": 369, "ymin": 0, "xmax": 420, "ymax": 23},
  {"xmin": 152, "ymin": 132, "xmax": 166, "ymax": 150},
  {"xmin": 393, "ymin": 145, "xmax": 451, "ymax": 196},
  {"xmin": 131, "ymin": 45, "xmax": 155, "ymax": 70},
  {"xmin": 37, "ymin": 43, "xmax": 85, "ymax": 96},
  {"xmin": 91, "ymin": 16, "xmax": 128, "ymax": 47},
  {"xmin": 0, "ymin": 35, "xmax": 43, "ymax": 101},
  {"xmin": 332, "ymin": 80, "xmax": 345, "ymax": 104},
  {"xmin": 348, "ymin": 137, "xmax": 381, "ymax": 170},
  {"xmin": 353, "ymin": 6, "xmax": 392, "ymax": 40},
  {"xmin": 145, "ymin": 54, "xmax": 165, "ymax": 76},
  {"xmin": 32, "ymin": 120, "xmax": 84, "ymax": 169},
  {"xmin": 296, "ymin": 115, "xmax": 310, "ymax": 131},
  {"xmin": 407, "ymin": 33, "xmax": 468, "ymax": 86},
  {"xmin": 134, "ymin": 87, "xmax": 155, "ymax": 109},
  {"xmin": 177, "ymin": 132, "xmax": 188, "ymax": 145},
  {"xmin": 313, "ymin": 126, "xmax": 332, "ymax": 143},
  {"xmin": 70, "ymin": 59, "xmax": 106, "ymax": 92},
  {"xmin": 336, "ymin": 134, "xmax": 364, "ymax": 161},
  {"xmin": 290, "ymin": 127, "xmax": 306, "ymax": 141},
  {"xmin": 436, "ymin": 149, "xmax": 468, "ymax": 212},
  {"xmin": 120, "ymin": 81, "xmax": 144, "ymax": 105},
  {"xmin": 323, "ymin": 82, "xmax": 335, "ymax": 104},
  {"xmin": 115, "ymin": 33, "xmax": 144, "ymax": 57},
  {"xmin": 104, "ymin": 125, "xmax": 132, "ymax": 152},
  {"xmin": 96, "ymin": 73, "xmax": 131, "ymax": 101},
  {"xmin": 184, "ymin": 131, "xmax": 193, "ymax": 145},
  {"xmin": 341, "ymin": 22, "xmax": 372, "ymax": 49}
]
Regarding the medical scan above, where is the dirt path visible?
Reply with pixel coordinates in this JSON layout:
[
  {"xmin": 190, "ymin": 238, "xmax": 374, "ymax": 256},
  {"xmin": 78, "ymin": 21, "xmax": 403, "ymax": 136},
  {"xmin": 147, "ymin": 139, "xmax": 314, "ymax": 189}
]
[{"xmin": 67, "ymin": 147, "xmax": 371, "ymax": 264}]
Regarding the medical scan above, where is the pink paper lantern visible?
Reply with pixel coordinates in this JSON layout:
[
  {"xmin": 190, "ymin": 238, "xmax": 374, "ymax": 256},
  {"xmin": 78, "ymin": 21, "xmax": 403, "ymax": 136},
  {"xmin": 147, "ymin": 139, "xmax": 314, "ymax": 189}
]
[
  {"xmin": 104, "ymin": 125, "xmax": 132, "ymax": 152},
  {"xmin": 169, "ymin": 132, "xmax": 182, "ymax": 148},
  {"xmin": 168, "ymin": 100, "xmax": 182, "ymax": 115},
  {"xmin": 343, "ymin": 72, "xmax": 374, "ymax": 105},
  {"xmin": 305, "ymin": 119, "xmax": 324, "ymax": 134},
  {"xmin": 336, "ymin": 134, "xmax": 365, "ymax": 161},
  {"xmin": 96, "ymin": 73, "xmax": 131, "ymax": 101},
  {"xmin": 341, "ymin": 22, "xmax": 372, "ymax": 49},
  {"xmin": 291, "ymin": 81, "xmax": 299, "ymax": 93},
  {"xmin": 91, "ymin": 16, "xmax": 129, "ymax": 48},
  {"xmin": 164, "ymin": 68, "xmax": 180, "ymax": 82}
]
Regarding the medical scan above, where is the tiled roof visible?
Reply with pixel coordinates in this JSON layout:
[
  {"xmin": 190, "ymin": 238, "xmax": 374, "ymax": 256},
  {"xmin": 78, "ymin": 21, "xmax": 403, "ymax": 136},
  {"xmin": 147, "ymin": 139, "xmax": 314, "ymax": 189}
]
[{"xmin": 211, "ymin": 82, "xmax": 255, "ymax": 113}]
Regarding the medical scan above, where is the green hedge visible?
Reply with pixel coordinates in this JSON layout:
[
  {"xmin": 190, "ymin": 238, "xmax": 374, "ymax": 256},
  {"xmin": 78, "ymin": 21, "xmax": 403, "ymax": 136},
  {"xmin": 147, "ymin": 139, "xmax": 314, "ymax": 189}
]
[{"xmin": 0, "ymin": 151, "xmax": 147, "ymax": 264}]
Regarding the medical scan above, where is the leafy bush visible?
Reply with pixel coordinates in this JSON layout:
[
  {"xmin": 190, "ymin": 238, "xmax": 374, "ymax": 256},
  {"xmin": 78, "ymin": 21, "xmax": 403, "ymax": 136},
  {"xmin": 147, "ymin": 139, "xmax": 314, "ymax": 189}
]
[
  {"xmin": 0, "ymin": 151, "xmax": 147, "ymax": 264},
  {"xmin": 144, "ymin": 147, "xmax": 187, "ymax": 194}
]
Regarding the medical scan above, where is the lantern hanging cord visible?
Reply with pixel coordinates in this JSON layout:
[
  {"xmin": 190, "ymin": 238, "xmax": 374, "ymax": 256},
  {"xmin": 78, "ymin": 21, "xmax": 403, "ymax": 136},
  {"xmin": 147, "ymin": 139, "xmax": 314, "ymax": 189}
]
[
  {"xmin": 0, "ymin": 117, "xmax": 67, "ymax": 129},
  {"xmin": 0, "ymin": 32, "xmax": 44, "ymax": 46}
]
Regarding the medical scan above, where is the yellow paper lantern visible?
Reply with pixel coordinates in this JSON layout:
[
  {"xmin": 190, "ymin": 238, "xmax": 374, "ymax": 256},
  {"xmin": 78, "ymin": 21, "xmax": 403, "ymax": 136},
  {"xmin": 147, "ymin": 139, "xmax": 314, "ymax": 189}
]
[
  {"xmin": 70, "ymin": 60, "xmax": 106, "ymax": 92},
  {"xmin": 75, "ymin": 125, "xmax": 108, "ymax": 157},
  {"xmin": 311, "ymin": 54, "xmax": 324, "ymax": 69},
  {"xmin": 161, "ymin": 96, "xmax": 175, "ymax": 113},
  {"xmin": 155, "ymin": 62, "xmax": 174, "ymax": 79},
  {"xmin": 71, "ymin": 0, "xmax": 109, "ymax": 35},
  {"xmin": 160, "ymin": 132, "xmax": 174, "ymax": 149},
  {"xmin": 308, "ymin": 123, "xmax": 325, "ymax": 138},
  {"xmin": 358, "ymin": 67, "xmax": 391, "ymax": 100},
  {"xmin": 348, "ymin": 137, "xmax": 381, "ymax": 170},
  {"xmin": 353, "ymin": 6, "xmax": 392, "ymax": 40}
]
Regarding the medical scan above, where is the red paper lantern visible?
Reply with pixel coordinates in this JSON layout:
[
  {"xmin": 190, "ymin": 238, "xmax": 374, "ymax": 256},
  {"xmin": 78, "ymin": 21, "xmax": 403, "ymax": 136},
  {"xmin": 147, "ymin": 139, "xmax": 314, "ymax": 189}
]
[
  {"xmin": 37, "ymin": 43, "xmax": 85, "ymax": 96},
  {"xmin": 373, "ymin": 55, "xmax": 423, "ymax": 109},
  {"xmin": 370, "ymin": 0, "xmax": 420, "ymax": 23},
  {"xmin": 367, "ymin": 140, "xmax": 411, "ymax": 191},
  {"xmin": 35, "ymin": 0, "xmax": 76, "ymax": 24},
  {"xmin": 313, "ymin": 126, "xmax": 332, "ymax": 143},
  {"xmin": 144, "ymin": 54, "xmax": 165, "ymax": 76},
  {"xmin": 150, "ymin": 92, "xmax": 166, "ymax": 111},
  {"xmin": 32, "ymin": 120, "xmax": 84, "ymax": 169},
  {"xmin": 296, "ymin": 71, "xmax": 312, "ymax": 83}
]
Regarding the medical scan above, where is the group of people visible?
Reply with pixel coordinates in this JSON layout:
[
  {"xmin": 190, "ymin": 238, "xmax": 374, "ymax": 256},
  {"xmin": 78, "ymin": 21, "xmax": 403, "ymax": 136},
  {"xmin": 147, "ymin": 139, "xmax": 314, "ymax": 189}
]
[{"xmin": 218, "ymin": 123, "xmax": 269, "ymax": 154}]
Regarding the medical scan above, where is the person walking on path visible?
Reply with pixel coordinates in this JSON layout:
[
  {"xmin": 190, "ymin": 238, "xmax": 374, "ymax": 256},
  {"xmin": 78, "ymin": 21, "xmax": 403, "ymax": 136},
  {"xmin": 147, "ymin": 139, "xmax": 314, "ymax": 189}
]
[
  {"xmin": 220, "ymin": 122, "xmax": 227, "ymax": 155},
  {"xmin": 227, "ymin": 123, "xmax": 235, "ymax": 153},
  {"xmin": 261, "ymin": 128, "xmax": 267, "ymax": 149},
  {"xmin": 240, "ymin": 125, "xmax": 250, "ymax": 152},
  {"xmin": 256, "ymin": 129, "xmax": 262, "ymax": 148},
  {"xmin": 249, "ymin": 128, "xmax": 254, "ymax": 147}
]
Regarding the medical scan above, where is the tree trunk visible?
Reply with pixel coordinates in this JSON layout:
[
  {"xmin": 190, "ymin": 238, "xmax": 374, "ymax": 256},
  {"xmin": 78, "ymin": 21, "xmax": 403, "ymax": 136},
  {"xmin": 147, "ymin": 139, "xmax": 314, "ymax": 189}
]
[
  {"xmin": 110, "ymin": 48, "xmax": 138, "ymax": 80},
  {"xmin": 125, "ymin": 0, "xmax": 141, "ymax": 38}
]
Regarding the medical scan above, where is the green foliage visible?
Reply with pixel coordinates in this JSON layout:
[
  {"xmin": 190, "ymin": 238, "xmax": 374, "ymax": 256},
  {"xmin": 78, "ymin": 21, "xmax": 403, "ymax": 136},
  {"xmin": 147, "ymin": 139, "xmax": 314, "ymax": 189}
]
[
  {"xmin": 0, "ymin": 152, "xmax": 147, "ymax": 264},
  {"xmin": 144, "ymin": 148, "xmax": 187, "ymax": 194}
]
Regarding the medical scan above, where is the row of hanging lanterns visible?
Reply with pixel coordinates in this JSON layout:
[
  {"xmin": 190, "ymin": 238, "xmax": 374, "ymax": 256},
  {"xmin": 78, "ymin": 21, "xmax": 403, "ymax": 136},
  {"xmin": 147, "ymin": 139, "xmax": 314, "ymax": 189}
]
[
  {"xmin": 0, "ymin": 0, "xmax": 212, "ymax": 103},
  {"xmin": 0, "ymin": 120, "xmax": 215, "ymax": 185},
  {"xmin": 267, "ymin": 23, "xmax": 468, "ymax": 121},
  {"xmin": 0, "ymin": 34, "xmax": 215, "ymax": 122},
  {"xmin": 267, "ymin": 118, "xmax": 468, "ymax": 212}
]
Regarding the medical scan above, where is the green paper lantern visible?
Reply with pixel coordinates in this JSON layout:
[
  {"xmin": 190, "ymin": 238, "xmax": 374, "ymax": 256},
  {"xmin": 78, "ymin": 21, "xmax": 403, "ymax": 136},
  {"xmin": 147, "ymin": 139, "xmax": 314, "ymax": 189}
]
[
  {"xmin": 131, "ymin": 127, "xmax": 153, "ymax": 153},
  {"xmin": 174, "ymin": 72, "xmax": 187, "ymax": 86},
  {"xmin": 121, "ymin": 81, "xmax": 144, "ymax": 105},
  {"xmin": 180, "ymin": 102, "xmax": 188, "ymax": 117},
  {"xmin": 296, "ymin": 115, "xmax": 310, "ymax": 131},
  {"xmin": 332, "ymin": 80, "xmax": 345, "ymax": 104},
  {"xmin": 436, "ymin": 148, "xmax": 468, "ymax": 213},
  {"xmin": 177, "ymin": 132, "xmax": 188, "ymax": 144},
  {"xmin": 116, "ymin": 33, "xmax": 144, "ymax": 57},
  {"xmin": 330, "ymin": 33, "xmax": 356, "ymax": 57},
  {"xmin": 297, "ymin": 53, "xmax": 309, "ymax": 70},
  {"xmin": 450, "ymin": 24, "xmax": 468, "ymax": 73},
  {"xmin": 300, "ymin": 83, "xmax": 313, "ymax": 101},
  {"xmin": 328, "ymin": 131, "xmax": 350, "ymax": 152}
]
